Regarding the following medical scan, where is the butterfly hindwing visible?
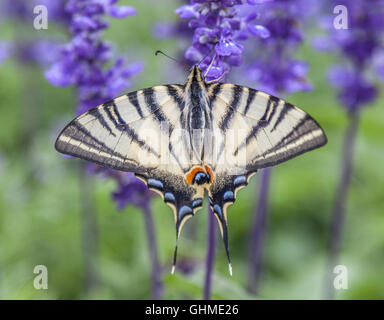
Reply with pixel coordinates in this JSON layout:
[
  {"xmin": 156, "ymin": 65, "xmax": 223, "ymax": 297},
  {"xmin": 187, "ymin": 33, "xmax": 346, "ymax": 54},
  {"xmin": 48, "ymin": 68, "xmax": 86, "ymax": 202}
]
[{"xmin": 135, "ymin": 170, "xmax": 204, "ymax": 272}]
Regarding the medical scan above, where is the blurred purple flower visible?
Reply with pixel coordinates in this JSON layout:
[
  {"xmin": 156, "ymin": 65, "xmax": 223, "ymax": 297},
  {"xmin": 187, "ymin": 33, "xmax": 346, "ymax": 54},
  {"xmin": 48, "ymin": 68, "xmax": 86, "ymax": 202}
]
[
  {"xmin": 238, "ymin": 0, "xmax": 316, "ymax": 295},
  {"xmin": 175, "ymin": 0, "xmax": 271, "ymax": 81},
  {"xmin": 112, "ymin": 174, "xmax": 151, "ymax": 211},
  {"xmin": 45, "ymin": 0, "xmax": 145, "ymax": 211},
  {"xmin": 239, "ymin": 0, "xmax": 313, "ymax": 95},
  {"xmin": 315, "ymin": 0, "xmax": 384, "ymax": 113},
  {"xmin": 88, "ymin": 164, "xmax": 153, "ymax": 211},
  {"xmin": 0, "ymin": 0, "xmax": 67, "ymax": 67},
  {"xmin": 315, "ymin": 0, "xmax": 384, "ymax": 299},
  {"xmin": 1, "ymin": 0, "xmax": 70, "ymax": 26},
  {"xmin": 12, "ymin": 39, "xmax": 62, "ymax": 66},
  {"xmin": 0, "ymin": 42, "xmax": 11, "ymax": 65},
  {"xmin": 45, "ymin": 0, "xmax": 143, "ymax": 115}
]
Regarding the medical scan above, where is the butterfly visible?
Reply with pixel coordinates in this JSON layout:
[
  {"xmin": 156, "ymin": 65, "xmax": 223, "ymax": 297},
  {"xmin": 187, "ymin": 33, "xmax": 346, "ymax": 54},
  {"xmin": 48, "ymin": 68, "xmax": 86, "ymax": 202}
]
[{"xmin": 55, "ymin": 65, "xmax": 327, "ymax": 275}]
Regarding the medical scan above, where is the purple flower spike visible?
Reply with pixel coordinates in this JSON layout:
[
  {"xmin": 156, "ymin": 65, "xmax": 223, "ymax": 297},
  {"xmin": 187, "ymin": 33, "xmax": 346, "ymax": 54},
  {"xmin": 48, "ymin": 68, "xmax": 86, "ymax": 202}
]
[
  {"xmin": 315, "ymin": 0, "xmax": 384, "ymax": 113},
  {"xmin": 45, "ymin": 0, "xmax": 143, "ymax": 211},
  {"xmin": 175, "ymin": 0, "xmax": 269, "ymax": 81},
  {"xmin": 238, "ymin": 0, "xmax": 314, "ymax": 96}
]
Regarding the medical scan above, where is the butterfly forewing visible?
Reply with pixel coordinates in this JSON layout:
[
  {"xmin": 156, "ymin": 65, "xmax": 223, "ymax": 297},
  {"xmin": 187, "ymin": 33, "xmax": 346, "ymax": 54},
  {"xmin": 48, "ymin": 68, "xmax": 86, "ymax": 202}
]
[
  {"xmin": 207, "ymin": 83, "xmax": 327, "ymax": 173},
  {"xmin": 56, "ymin": 85, "xmax": 187, "ymax": 172}
]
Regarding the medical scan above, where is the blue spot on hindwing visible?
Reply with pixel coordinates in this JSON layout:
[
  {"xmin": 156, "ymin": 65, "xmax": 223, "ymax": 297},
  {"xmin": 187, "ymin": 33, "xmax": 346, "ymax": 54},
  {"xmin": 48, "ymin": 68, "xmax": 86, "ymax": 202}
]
[
  {"xmin": 213, "ymin": 204, "xmax": 223, "ymax": 218},
  {"xmin": 164, "ymin": 192, "xmax": 175, "ymax": 203},
  {"xmin": 192, "ymin": 199, "xmax": 203, "ymax": 208},
  {"xmin": 178, "ymin": 205, "xmax": 193, "ymax": 218},
  {"xmin": 233, "ymin": 175, "xmax": 246, "ymax": 188},
  {"xmin": 147, "ymin": 178, "xmax": 164, "ymax": 190},
  {"xmin": 223, "ymin": 191, "xmax": 234, "ymax": 202}
]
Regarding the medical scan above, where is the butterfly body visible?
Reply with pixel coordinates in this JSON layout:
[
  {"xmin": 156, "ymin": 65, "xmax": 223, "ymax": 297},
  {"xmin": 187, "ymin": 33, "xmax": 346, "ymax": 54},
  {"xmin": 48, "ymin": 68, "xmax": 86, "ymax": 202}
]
[{"xmin": 55, "ymin": 65, "xmax": 327, "ymax": 274}]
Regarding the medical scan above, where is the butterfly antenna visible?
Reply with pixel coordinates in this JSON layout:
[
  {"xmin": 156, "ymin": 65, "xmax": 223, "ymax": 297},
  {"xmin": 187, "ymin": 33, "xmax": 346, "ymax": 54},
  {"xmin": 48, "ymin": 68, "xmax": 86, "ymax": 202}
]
[{"xmin": 155, "ymin": 50, "xmax": 179, "ymax": 63}]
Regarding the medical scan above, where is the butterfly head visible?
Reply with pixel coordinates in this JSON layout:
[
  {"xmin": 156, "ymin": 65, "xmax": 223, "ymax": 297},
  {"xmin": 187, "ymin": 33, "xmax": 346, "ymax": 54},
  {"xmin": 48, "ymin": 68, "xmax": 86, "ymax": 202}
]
[{"xmin": 187, "ymin": 65, "xmax": 204, "ymax": 84}]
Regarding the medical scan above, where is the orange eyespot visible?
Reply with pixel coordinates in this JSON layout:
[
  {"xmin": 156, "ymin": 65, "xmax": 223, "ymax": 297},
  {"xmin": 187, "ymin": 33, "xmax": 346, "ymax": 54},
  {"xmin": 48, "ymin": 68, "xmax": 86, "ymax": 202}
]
[
  {"xmin": 185, "ymin": 165, "xmax": 214, "ymax": 185},
  {"xmin": 185, "ymin": 167, "xmax": 205, "ymax": 185}
]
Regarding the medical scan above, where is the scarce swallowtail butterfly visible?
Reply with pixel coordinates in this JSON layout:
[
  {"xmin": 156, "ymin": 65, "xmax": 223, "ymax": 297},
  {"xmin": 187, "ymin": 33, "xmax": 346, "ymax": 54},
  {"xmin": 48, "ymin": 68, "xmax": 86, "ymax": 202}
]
[{"xmin": 55, "ymin": 65, "xmax": 327, "ymax": 275}]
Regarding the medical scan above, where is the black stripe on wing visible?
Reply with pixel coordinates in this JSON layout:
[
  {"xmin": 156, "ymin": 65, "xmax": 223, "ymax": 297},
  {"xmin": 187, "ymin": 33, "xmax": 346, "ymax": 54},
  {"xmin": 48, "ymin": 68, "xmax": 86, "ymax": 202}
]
[
  {"xmin": 219, "ymin": 85, "xmax": 243, "ymax": 131},
  {"xmin": 127, "ymin": 91, "xmax": 144, "ymax": 118},
  {"xmin": 243, "ymin": 88, "xmax": 257, "ymax": 115},
  {"xmin": 233, "ymin": 95, "xmax": 279, "ymax": 156},
  {"xmin": 143, "ymin": 87, "xmax": 175, "ymax": 132},
  {"xmin": 102, "ymin": 102, "xmax": 160, "ymax": 157},
  {"xmin": 246, "ymin": 114, "xmax": 327, "ymax": 170},
  {"xmin": 271, "ymin": 101, "xmax": 294, "ymax": 132},
  {"xmin": 92, "ymin": 108, "xmax": 116, "ymax": 137},
  {"xmin": 166, "ymin": 85, "xmax": 185, "ymax": 111},
  {"xmin": 55, "ymin": 118, "xmax": 145, "ymax": 172}
]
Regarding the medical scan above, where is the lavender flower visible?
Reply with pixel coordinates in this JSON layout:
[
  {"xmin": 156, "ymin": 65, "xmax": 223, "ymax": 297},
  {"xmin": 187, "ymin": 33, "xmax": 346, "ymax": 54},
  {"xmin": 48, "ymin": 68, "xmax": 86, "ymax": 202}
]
[
  {"xmin": 238, "ymin": 0, "xmax": 314, "ymax": 295},
  {"xmin": 239, "ymin": 0, "xmax": 313, "ymax": 95},
  {"xmin": 0, "ymin": 42, "xmax": 11, "ymax": 65},
  {"xmin": 44, "ymin": 0, "xmax": 164, "ymax": 299},
  {"xmin": 315, "ymin": 0, "xmax": 384, "ymax": 299},
  {"xmin": 175, "ymin": 0, "xmax": 270, "ymax": 81},
  {"xmin": 11, "ymin": 39, "xmax": 62, "ymax": 67},
  {"xmin": 45, "ymin": 0, "xmax": 141, "ymax": 115},
  {"xmin": 44, "ymin": 0, "xmax": 147, "ymax": 212},
  {"xmin": 0, "ymin": 0, "xmax": 67, "ymax": 67},
  {"xmin": 87, "ymin": 165, "xmax": 153, "ymax": 211},
  {"xmin": 1, "ymin": 0, "xmax": 70, "ymax": 26},
  {"xmin": 315, "ymin": 0, "xmax": 384, "ymax": 113}
]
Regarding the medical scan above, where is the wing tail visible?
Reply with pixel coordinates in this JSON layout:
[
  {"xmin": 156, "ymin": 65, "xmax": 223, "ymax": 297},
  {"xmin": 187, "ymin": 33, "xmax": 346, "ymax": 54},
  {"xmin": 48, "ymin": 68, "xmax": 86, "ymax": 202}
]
[
  {"xmin": 136, "ymin": 172, "xmax": 203, "ymax": 274},
  {"xmin": 209, "ymin": 172, "xmax": 256, "ymax": 276},
  {"xmin": 210, "ymin": 202, "xmax": 232, "ymax": 275}
]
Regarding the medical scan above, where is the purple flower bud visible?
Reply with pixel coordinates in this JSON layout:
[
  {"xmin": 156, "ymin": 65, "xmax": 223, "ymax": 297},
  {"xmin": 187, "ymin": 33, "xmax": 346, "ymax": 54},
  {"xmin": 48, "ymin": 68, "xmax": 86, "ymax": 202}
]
[
  {"xmin": 175, "ymin": 5, "xmax": 198, "ymax": 19},
  {"xmin": 45, "ymin": 63, "xmax": 72, "ymax": 87},
  {"xmin": 108, "ymin": 5, "xmax": 137, "ymax": 18},
  {"xmin": 185, "ymin": 45, "xmax": 204, "ymax": 62},
  {"xmin": 247, "ymin": 24, "xmax": 270, "ymax": 38},
  {"xmin": 71, "ymin": 15, "xmax": 99, "ymax": 31},
  {"xmin": 215, "ymin": 39, "xmax": 243, "ymax": 56}
]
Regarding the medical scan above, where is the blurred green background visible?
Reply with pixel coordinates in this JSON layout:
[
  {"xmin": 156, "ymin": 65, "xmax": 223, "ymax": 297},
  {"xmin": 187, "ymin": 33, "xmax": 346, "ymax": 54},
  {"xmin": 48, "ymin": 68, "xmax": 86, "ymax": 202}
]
[{"xmin": 0, "ymin": 0, "xmax": 383, "ymax": 299}]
